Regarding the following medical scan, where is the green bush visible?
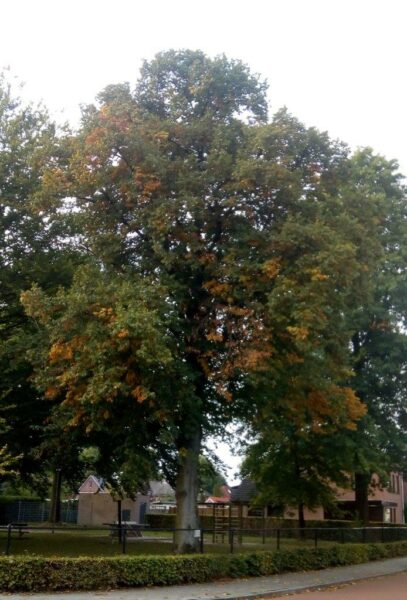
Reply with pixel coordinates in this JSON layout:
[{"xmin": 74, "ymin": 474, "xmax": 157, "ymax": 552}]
[
  {"xmin": 145, "ymin": 513, "xmax": 176, "ymax": 528},
  {"xmin": 0, "ymin": 541, "xmax": 406, "ymax": 592},
  {"xmin": 146, "ymin": 513, "xmax": 215, "ymax": 529},
  {"xmin": 145, "ymin": 513, "xmax": 399, "ymax": 531},
  {"xmin": 0, "ymin": 496, "xmax": 43, "ymax": 504}
]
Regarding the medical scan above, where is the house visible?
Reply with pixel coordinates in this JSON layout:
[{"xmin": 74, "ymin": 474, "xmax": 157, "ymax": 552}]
[
  {"xmin": 333, "ymin": 472, "xmax": 405, "ymax": 524},
  {"xmin": 77, "ymin": 475, "xmax": 150, "ymax": 526},
  {"xmin": 231, "ymin": 472, "xmax": 405, "ymax": 524},
  {"xmin": 148, "ymin": 480, "xmax": 175, "ymax": 502},
  {"xmin": 205, "ymin": 485, "xmax": 232, "ymax": 504},
  {"xmin": 230, "ymin": 479, "xmax": 257, "ymax": 507},
  {"xmin": 147, "ymin": 480, "xmax": 176, "ymax": 513}
]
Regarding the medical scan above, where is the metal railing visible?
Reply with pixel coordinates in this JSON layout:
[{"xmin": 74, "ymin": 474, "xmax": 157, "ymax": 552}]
[{"xmin": 1, "ymin": 523, "xmax": 406, "ymax": 556}]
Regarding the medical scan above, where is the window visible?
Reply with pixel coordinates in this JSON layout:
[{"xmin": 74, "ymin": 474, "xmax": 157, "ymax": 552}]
[
  {"xmin": 121, "ymin": 509, "xmax": 131, "ymax": 522},
  {"xmin": 389, "ymin": 474, "xmax": 395, "ymax": 493}
]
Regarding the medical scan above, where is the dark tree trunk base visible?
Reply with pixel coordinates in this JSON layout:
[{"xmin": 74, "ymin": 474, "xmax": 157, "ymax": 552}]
[
  {"xmin": 355, "ymin": 472, "xmax": 371, "ymax": 525},
  {"xmin": 174, "ymin": 429, "xmax": 201, "ymax": 553}
]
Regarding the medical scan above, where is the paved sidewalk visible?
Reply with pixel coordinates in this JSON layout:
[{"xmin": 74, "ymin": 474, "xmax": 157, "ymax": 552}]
[{"xmin": 1, "ymin": 556, "xmax": 406, "ymax": 600}]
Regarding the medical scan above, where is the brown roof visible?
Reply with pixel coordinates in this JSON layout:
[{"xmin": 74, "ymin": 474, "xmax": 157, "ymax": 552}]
[
  {"xmin": 205, "ymin": 496, "xmax": 231, "ymax": 504},
  {"xmin": 78, "ymin": 475, "xmax": 107, "ymax": 494},
  {"xmin": 230, "ymin": 479, "xmax": 257, "ymax": 504}
]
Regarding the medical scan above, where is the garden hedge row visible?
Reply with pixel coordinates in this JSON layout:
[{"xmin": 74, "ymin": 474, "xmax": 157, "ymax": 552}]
[
  {"xmin": 145, "ymin": 513, "xmax": 394, "ymax": 530},
  {"xmin": 0, "ymin": 541, "xmax": 406, "ymax": 592}
]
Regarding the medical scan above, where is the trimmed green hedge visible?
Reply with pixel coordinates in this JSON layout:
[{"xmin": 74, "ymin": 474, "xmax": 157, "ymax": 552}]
[
  {"xmin": 147, "ymin": 513, "xmax": 196, "ymax": 528},
  {"xmin": 145, "ymin": 513, "xmax": 395, "ymax": 530},
  {"xmin": 0, "ymin": 541, "xmax": 406, "ymax": 592},
  {"xmin": 0, "ymin": 495, "xmax": 43, "ymax": 504}
]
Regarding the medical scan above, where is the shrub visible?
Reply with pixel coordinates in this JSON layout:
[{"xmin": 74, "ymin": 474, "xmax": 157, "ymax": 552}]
[
  {"xmin": 146, "ymin": 513, "xmax": 216, "ymax": 529},
  {"xmin": 0, "ymin": 541, "xmax": 406, "ymax": 592},
  {"xmin": 145, "ymin": 513, "xmax": 400, "ymax": 532}
]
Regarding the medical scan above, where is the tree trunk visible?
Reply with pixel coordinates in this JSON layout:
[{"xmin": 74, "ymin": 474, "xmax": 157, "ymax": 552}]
[
  {"xmin": 50, "ymin": 467, "xmax": 62, "ymax": 524},
  {"xmin": 294, "ymin": 456, "xmax": 306, "ymax": 535},
  {"xmin": 117, "ymin": 499, "xmax": 122, "ymax": 543},
  {"xmin": 355, "ymin": 472, "xmax": 370, "ymax": 524},
  {"xmin": 174, "ymin": 429, "xmax": 201, "ymax": 553},
  {"xmin": 298, "ymin": 502, "xmax": 306, "ymax": 537}
]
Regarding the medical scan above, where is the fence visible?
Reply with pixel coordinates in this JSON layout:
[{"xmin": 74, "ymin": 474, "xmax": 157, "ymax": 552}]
[
  {"xmin": 1, "ymin": 524, "xmax": 407, "ymax": 556},
  {"xmin": 0, "ymin": 500, "xmax": 77, "ymax": 524}
]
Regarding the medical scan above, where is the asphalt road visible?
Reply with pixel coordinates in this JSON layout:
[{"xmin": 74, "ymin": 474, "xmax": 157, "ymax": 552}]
[{"xmin": 269, "ymin": 571, "xmax": 407, "ymax": 599}]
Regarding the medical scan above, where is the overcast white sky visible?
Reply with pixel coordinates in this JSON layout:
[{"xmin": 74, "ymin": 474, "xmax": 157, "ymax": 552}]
[
  {"xmin": 2, "ymin": 0, "xmax": 406, "ymax": 176},
  {"xmin": 2, "ymin": 0, "xmax": 406, "ymax": 481}
]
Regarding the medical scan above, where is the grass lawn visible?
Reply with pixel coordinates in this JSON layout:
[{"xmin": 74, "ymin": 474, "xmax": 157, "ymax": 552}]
[{"xmin": 0, "ymin": 529, "xmax": 336, "ymax": 557}]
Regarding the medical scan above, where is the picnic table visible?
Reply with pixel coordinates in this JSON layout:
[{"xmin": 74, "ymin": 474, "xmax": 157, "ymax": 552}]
[
  {"xmin": 9, "ymin": 522, "xmax": 28, "ymax": 538},
  {"xmin": 104, "ymin": 522, "xmax": 147, "ymax": 539}
]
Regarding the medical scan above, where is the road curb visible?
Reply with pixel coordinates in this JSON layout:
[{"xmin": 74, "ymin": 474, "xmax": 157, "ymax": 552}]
[{"xmin": 203, "ymin": 579, "xmax": 363, "ymax": 600}]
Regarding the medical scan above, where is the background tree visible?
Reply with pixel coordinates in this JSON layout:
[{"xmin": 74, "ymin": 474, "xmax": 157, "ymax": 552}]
[
  {"xmin": 242, "ymin": 147, "xmax": 406, "ymax": 523},
  {"xmin": 198, "ymin": 455, "xmax": 227, "ymax": 499},
  {"xmin": 0, "ymin": 74, "xmax": 87, "ymax": 498},
  {"xmin": 344, "ymin": 150, "xmax": 407, "ymax": 523}
]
